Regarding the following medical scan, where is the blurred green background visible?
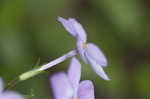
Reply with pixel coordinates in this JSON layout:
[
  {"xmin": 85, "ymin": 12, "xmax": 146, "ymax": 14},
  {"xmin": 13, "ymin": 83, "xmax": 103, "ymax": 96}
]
[{"xmin": 0, "ymin": 0, "xmax": 150, "ymax": 99}]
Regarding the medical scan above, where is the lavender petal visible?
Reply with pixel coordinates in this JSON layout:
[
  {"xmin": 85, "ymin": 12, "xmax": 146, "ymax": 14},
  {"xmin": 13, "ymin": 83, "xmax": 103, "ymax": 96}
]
[
  {"xmin": 0, "ymin": 78, "xmax": 3, "ymax": 93},
  {"xmin": 0, "ymin": 91, "xmax": 23, "ymax": 99},
  {"xmin": 85, "ymin": 53, "xmax": 110, "ymax": 80},
  {"xmin": 69, "ymin": 18, "xmax": 87, "ymax": 42},
  {"xmin": 67, "ymin": 57, "xmax": 81, "ymax": 96},
  {"xmin": 50, "ymin": 72, "xmax": 73, "ymax": 99},
  {"xmin": 58, "ymin": 17, "xmax": 77, "ymax": 37},
  {"xmin": 77, "ymin": 80, "xmax": 94, "ymax": 99},
  {"xmin": 86, "ymin": 43, "xmax": 107, "ymax": 67}
]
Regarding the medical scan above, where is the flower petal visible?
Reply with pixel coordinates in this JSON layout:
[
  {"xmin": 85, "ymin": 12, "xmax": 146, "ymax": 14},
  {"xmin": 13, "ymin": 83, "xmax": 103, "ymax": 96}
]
[
  {"xmin": 77, "ymin": 80, "xmax": 94, "ymax": 99},
  {"xmin": 0, "ymin": 78, "xmax": 3, "ymax": 93},
  {"xmin": 86, "ymin": 43, "xmax": 107, "ymax": 67},
  {"xmin": 0, "ymin": 91, "xmax": 23, "ymax": 99},
  {"xmin": 69, "ymin": 18, "xmax": 87, "ymax": 42},
  {"xmin": 85, "ymin": 53, "xmax": 110, "ymax": 80},
  {"xmin": 58, "ymin": 17, "xmax": 87, "ymax": 42},
  {"xmin": 58, "ymin": 17, "xmax": 77, "ymax": 37},
  {"xmin": 76, "ymin": 39, "xmax": 87, "ymax": 64},
  {"xmin": 67, "ymin": 57, "xmax": 81, "ymax": 96},
  {"xmin": 50, "ymin": 72, "xmax": 73, "ymax": 99}
]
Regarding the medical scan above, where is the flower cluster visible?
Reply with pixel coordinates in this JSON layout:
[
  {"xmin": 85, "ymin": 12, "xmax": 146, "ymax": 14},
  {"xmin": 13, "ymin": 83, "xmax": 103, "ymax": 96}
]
[
  {"xmin": 4, "ymin": 17, "xmax": 110, "ymax": 99},
  {"xmin": 49, "ymin": 17, "xmax": 110, "ymax": 99}
]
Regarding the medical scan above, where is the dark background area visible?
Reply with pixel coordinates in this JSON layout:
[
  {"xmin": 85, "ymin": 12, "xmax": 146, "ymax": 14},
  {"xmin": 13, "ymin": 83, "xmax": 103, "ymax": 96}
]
[{"xmin": 0, "ymin": 0, "xmax": 150, "ymax": 99}]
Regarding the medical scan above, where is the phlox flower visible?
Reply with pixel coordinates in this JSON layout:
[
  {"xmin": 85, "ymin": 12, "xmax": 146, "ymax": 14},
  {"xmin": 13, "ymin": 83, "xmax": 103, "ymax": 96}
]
[
  {"xmin": 39, "ymin": 17, "xmax": 109, "ymax": 81},
  {"xmin": 58, "ymin": 17, "xmax": 109, "ymax": 80},
  {"xmin": 50, "ymin": 57, "xmax": 94, "ymax": 99}
]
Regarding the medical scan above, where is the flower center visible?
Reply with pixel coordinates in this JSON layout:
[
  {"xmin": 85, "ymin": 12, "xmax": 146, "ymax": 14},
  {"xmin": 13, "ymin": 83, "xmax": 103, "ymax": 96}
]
[
  {"xmin": 82, "ymin": 42, "xmax": 87, "ymax": 49},
  {"xmin": 72, "ymin": 97, "xmax": 78, "ymax": 99}
]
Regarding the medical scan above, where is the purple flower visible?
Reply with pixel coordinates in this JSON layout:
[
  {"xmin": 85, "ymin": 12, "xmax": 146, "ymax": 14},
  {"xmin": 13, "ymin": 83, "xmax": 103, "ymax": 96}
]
[
  {"xmin": 0, "ymin": 78, "xmax": 23, "ymax": 99},
  {"xmin": 58, "ymin": 17, "xmax": 110, "ymax": 80},
  {"xmin": 50, "ymin": 57, "xmax": 94, "ymax": 99}
]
